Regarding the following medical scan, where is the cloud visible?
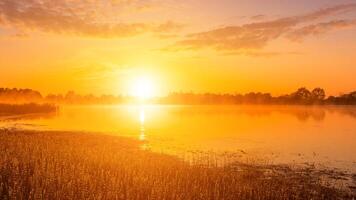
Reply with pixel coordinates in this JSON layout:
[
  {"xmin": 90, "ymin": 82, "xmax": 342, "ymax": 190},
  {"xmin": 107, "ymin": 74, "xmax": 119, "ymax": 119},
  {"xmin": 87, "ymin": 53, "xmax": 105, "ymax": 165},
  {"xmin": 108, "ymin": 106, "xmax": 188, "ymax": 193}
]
[
  {"xmin": 222, "ymin": 51, "xmax": 304, "ymax": 58},
  {"xmin": 287, "ymin": 20, "xmax": 356, "ymax": 42},
  {"xmin": 113, "ymin": 0, "xmax": 166, "ymax": 12},
  {"xmin": 250, "ymin": 15, "xmax": 267, "ymax": 21},
  {"xmin": 153, "ymin": 21, "xmax": 185, "ymax": 33},
  {"xmin": 0, "ymin": 0, "xmax": 183, "ymax": 38},
  {"xmin": 167, "ymin": 4, "xmax": 356, "ymax": 52}
]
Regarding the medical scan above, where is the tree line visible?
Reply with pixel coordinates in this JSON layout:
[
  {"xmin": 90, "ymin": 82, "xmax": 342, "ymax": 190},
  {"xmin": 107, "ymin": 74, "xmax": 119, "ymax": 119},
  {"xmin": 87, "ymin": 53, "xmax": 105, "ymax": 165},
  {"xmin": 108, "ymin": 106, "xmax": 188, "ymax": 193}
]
[
  {"xmin": 0, "ymin": 87, "xmax": 355, "ymax": 105},
  {"xmin": 160, "ymin": 87, "xmax": 356, "ymax": 105},
  {"xmin": 0, "ymin": 88, "xmax": 123, "ymax": 104}
]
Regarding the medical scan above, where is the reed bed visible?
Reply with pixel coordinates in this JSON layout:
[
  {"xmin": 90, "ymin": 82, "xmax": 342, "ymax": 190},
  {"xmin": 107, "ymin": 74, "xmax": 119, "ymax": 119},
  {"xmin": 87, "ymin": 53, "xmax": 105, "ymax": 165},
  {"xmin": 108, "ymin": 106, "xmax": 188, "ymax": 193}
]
[
  {"xmin": 0, "ymin": 103, "xmax": 57, "ymax": 116},
  {"xmin": 0, "ymin": 129, "xmax": 351, "ymax": 200}
]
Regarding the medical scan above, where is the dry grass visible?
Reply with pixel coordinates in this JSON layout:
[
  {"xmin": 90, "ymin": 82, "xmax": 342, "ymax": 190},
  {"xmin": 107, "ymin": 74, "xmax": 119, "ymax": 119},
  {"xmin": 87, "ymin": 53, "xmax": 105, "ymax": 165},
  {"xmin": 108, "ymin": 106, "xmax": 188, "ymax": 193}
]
[{"xmin": 0, "ymin": 129, "xmax": 351, "ymax": 200}]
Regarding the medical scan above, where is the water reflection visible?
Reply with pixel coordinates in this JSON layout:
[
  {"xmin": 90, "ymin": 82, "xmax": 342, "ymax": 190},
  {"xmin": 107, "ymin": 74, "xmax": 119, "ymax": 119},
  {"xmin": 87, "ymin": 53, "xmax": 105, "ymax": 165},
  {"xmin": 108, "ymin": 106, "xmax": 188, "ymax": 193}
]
[
  {"xmin": 0, "ymin": 112, "xmax": 56, "ymax": 121},
  {"xmin": 170, "ymin": 105, "xmax": 356, "ymax": 122},
  {"xmin": 138, "ymin": 106, "xmax": 149, "ymax": 150},
  {"xmin": 0, "ymin": 113, "xmax": 57, "ymax": 129},
  {"xmin": 139, "ymin": 106, "xmax": 146, "ymax": 141},
  {"xmin": 1, "ymin": 105, "xmax": 356, "ymax": 123},
  {"xmin": 0, "ymin": 105, "xmax": 355, "ymax": 171}
]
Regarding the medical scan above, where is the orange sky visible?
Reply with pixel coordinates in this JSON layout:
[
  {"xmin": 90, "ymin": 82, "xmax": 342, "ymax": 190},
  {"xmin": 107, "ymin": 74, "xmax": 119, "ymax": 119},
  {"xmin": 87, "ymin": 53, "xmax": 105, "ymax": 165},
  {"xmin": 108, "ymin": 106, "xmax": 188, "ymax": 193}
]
[{"xmin": 0, "ymin": 0, "xmax": 356, "ymax": 96}]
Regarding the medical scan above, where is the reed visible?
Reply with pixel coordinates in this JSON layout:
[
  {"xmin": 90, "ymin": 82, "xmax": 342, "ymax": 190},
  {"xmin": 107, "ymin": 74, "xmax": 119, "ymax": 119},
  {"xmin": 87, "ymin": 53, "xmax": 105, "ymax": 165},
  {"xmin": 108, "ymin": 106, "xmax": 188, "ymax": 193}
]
[
  {"xmin": 0, "ymin": 129, "xmax": 351, "ymax": 200},
  {"xmin": 0, "ymin": 103, "xmax": 57, "ymax": 116}
]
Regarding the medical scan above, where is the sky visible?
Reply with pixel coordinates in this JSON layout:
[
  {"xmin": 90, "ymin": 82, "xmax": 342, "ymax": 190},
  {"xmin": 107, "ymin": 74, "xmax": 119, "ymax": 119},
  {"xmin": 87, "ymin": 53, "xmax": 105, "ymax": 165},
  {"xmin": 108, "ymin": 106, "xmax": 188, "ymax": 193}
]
[{"xmin": 0, "ymin": 0, "xmax": 356, "ymax": 96}]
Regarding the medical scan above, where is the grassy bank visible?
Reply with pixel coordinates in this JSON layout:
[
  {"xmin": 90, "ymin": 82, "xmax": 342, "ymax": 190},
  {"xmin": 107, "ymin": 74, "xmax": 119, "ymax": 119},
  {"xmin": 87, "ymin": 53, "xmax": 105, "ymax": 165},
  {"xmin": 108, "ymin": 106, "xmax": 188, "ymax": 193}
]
[
  {"xmin": 0, "ymin": 103, "xmax": 57, "ymax": 116},
  {"xmin": 0, "ymin": 129, "xmax": 352, "ymax": 199}
]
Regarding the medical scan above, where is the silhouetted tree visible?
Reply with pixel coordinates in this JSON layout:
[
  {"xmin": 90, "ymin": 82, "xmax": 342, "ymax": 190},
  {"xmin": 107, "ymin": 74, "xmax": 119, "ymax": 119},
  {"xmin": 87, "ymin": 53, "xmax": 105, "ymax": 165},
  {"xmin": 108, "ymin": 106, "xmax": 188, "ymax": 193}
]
[
  {"xmin": 311, "ymin": 88, "xmax": 325, "ymax": 103},
  {"xmin": 0, "ymin": 88, "xmax": 43, "ymax": 103},
  {"xmin": 291, "ymin": 87, "xmax": 312, "ymax": 104}
]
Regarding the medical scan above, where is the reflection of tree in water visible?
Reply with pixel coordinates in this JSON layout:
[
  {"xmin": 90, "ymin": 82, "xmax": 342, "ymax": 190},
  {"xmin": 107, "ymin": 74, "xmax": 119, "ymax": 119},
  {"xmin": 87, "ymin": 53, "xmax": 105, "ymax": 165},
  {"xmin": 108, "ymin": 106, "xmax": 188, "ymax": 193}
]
[
  {"xmin": 311, "ymin": 110, "xmax": 326, "ymax": 121},
  {"xmin": 294, "ymin": 109, "xmax": 326, "ymax": 122},
  {"xmin": 171, "ymin": 106, "xmax": 356, "ymax": 122},
  {"xmin": 173, "ymin": 107, "xmax": 275, "ymax": 117},
  {"xmin": 342, "ymin": 109, "xmax": 356, "ymax": 118},
  {"xmin": 326, "ymin": 106, "xmax": 356, "ymax": 119}
]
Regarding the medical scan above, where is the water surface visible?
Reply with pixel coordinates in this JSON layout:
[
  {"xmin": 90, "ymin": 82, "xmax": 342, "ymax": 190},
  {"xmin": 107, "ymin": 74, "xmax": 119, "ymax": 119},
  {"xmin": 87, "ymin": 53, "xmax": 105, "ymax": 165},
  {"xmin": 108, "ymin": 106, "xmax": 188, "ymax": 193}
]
[{"xmin": 1, "ymin": 105, "xmax": 355, "ymax": 171}]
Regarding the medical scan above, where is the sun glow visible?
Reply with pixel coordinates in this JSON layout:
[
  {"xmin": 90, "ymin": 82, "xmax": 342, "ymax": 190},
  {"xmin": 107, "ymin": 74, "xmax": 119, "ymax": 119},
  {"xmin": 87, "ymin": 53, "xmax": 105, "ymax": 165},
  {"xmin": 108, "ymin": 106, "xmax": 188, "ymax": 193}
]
[{"xmin": 130, "ymin": 76, "xmax": 156, "ymax": 99}]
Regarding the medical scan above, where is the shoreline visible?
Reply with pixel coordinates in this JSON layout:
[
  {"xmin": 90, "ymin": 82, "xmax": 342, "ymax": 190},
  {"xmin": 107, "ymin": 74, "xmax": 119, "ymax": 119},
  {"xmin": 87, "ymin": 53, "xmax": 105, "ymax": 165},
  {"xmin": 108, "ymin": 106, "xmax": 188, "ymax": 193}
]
[{"xmin": 0, "ymin": 129, "xmax": 354, "ymax": 199}]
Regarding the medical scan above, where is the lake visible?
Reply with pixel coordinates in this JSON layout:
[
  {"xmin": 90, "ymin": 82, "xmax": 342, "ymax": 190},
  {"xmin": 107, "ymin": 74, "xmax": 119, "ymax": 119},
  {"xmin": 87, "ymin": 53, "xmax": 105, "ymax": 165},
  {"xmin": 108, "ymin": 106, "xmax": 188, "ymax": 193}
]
[{"xmin": 1, "ymin": 105, "xmax": 356, "ymax": 172}]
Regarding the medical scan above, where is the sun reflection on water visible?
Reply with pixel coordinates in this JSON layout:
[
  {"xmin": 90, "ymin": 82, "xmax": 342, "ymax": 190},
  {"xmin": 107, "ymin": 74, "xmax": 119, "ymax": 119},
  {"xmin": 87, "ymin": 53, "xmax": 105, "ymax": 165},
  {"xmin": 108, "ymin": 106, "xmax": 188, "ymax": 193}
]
[{"xmin": 138, "ymin": 106, "xmax": 149, "ymax": 150}]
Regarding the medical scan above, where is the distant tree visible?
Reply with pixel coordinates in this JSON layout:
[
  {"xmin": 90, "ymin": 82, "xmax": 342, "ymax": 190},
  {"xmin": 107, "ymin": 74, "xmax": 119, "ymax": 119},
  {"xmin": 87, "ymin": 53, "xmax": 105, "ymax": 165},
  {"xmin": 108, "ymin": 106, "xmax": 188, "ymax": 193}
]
[
  {"xmin": 65, "ymin": 91, "xmax": 76, "ymax": 99},
  {"xmin": 0, "ymin": 87, "xmax": 43, "ymax": 103},
  {"xmin": 341, "ymin": 91, "xmax": 356, "ymax": 104},
  {"xmin": 350, "ymin": 91, "xmax": 356, "ymax": 99},
  {"xmin": 291, "ymin": 87, "xmax": 312, "ymax": 103},
  {"xmin": 311, "ymin": 88, "xmax": 326, "ymax": 103}
]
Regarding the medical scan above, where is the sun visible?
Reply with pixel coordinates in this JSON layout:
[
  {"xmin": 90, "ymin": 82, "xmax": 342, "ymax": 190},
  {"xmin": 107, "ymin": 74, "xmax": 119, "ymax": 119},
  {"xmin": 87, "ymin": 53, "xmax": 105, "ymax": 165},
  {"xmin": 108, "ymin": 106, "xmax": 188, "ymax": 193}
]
[{"xmin": 130, "ymin": 76, "xmax": 155, "ymax": 99}]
